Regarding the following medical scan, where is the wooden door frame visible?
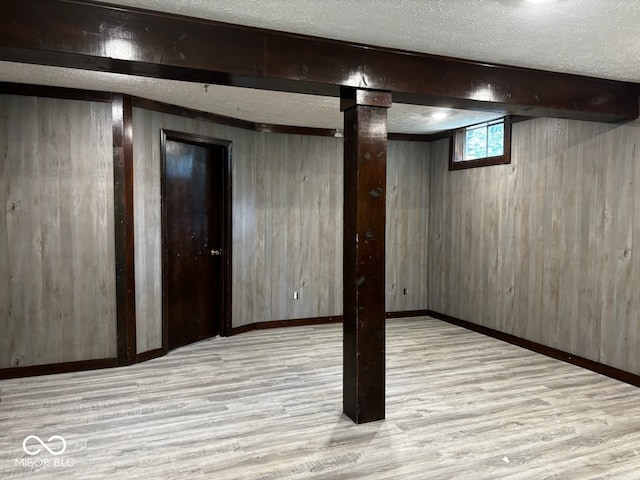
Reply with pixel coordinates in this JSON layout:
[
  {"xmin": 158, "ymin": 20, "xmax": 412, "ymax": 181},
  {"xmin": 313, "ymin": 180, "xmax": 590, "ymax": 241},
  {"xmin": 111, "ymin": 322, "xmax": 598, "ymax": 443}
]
[{"xmin": 160, "ymin": 129, "xmax": 233, "ymax": 350}]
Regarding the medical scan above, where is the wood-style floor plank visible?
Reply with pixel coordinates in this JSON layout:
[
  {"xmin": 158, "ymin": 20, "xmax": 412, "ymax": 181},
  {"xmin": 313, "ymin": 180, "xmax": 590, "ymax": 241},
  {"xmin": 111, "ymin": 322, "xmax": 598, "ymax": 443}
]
[{"xmin": 2, "ymin": 317, "xmax": 640, "ymax": 479}]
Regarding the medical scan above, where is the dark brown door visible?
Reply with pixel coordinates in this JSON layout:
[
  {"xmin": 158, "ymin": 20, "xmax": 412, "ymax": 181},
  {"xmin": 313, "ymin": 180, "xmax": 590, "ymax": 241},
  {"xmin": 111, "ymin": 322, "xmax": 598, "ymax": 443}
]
[{"xmin": 163, "ymin": 134, "xmax": 227, "ymax": 351}]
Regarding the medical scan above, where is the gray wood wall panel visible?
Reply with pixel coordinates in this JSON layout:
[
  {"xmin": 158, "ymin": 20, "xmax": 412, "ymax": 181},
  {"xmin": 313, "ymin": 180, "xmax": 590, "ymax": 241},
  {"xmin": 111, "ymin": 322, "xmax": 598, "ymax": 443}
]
[
  {"xmin": 0, "ymin": 94, "xmax": 116, "ymax": 368},
  {"xmin": 132, "ymin": 108, "xmax": 260, "ymax": 350},
  {"xmin": 4, "ymin": 91, "xmax": 638, "ymax": 379},
  {"xmin": 386, "ymin": 140, "xmax": 430, "ymax": 312},
  {"xmin": 259, "ymin": 132, "xmax": 344, "ymax": 321},
  {"xmin": 133, "ymin": 110, "xmax": 347, "ymax": 350},
  {"xmin": 0, "ymin": 95, "xmax": 434, "ymax": 363},
  {"xmin": 133, "ymin": 109, "xmax": 428, "ymax": 352},
  {"xmin": 428, "ymin": 118, "xmax": 640, "ymax": 374}
]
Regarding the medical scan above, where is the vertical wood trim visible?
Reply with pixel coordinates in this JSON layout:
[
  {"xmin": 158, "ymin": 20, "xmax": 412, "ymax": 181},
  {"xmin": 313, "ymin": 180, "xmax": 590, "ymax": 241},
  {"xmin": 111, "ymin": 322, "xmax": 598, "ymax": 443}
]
[
  {"xmin": 160, "ymin": 128, "xmax": 170, "ymax": 353},
  {"xmin": 342, "ymin": 88, "xmax": 391, "ymax": 424},
  {"xmin": 112, "ymin": 93, "xmax": 137, "ymax": 365},
  {"xmin": 222, "ymin": 143, "xmax": 233, "ymax": 336}
]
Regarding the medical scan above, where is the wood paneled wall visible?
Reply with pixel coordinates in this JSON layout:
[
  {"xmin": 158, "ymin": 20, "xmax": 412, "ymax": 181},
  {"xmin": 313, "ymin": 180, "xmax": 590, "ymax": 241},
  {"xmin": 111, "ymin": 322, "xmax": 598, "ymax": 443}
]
[
  {"xmin": 0, "ymin": 94, "xmax": 116, "ymax": 368},
  {"xmin": 428, "ymin": 118, "xmax": 640, "ymax": 374},
  {"xmin": 133, "ymin": 109, "xmax": 430, "ymax": 352},
  {"xmin": 7, "ymin": 90, "xmax": 637, "ymax": 377},
  {"xmin": 132, "ymin": 109, "xmax": 345, "ymax": 351},
  {"xmin": 132, "ymin": 108, "xmax": 257, "ymax": 351},
  {"xmin": 259, "ymin": 132, "xmax": 344, "ymax": 321},
  {"xmin": 386, "ymin": 140, "xmax": 431, "ymax": 312},
  {"xmin": 0, "ymin": 93, "xmax": 431, "ymax": 365}
]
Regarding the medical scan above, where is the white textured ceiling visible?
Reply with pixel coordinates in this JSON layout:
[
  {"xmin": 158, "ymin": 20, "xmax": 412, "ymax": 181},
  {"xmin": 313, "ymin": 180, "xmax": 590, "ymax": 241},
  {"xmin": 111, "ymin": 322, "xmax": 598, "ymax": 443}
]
[
  {"xmin": 0, "ymin": 61, "xmax": 501, "ymax": 134},
  {"xmin": 1, "ymin": 0, "xmax": 639, "ymax": 133},
  {"xmin": 95, "ymin": 0, "xmax": 640, "ymax": 82}
]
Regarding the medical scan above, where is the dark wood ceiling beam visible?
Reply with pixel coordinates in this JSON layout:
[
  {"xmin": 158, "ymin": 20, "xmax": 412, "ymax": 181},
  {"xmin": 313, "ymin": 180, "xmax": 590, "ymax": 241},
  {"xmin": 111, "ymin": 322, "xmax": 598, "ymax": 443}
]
[{"xmin": 0, "ymin": 0, "xmax": 638, "ymax": 122}]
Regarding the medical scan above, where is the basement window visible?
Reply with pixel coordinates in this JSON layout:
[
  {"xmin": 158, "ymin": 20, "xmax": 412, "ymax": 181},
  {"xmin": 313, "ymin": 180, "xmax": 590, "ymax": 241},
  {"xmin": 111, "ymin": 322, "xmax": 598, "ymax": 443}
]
[{"xmin": 449, "ymin": 116, "xmax": 511, "ymax": 170}]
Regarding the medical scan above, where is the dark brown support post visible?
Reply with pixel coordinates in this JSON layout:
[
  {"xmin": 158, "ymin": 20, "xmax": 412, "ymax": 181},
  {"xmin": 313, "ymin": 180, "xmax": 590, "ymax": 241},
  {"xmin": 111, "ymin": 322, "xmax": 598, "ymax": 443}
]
[
  {"xmin": 341, "ymin": 88, "xmax": 391, "ymax": 424},
  {"xmin": 112, "ymin": 93, "xmax": 137, "ymax": 365}
]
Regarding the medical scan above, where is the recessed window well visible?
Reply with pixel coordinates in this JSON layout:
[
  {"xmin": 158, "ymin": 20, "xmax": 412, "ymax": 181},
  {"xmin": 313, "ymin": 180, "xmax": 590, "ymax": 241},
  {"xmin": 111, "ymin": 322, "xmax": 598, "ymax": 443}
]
[{"xmin": 449, "ymin": 116, "xmax": 512, "ymax": 170}]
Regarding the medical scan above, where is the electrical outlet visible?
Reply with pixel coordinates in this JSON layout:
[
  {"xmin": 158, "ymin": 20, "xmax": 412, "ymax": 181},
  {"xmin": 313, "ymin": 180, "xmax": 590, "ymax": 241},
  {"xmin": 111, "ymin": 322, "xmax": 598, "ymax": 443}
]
[{"xmin": 293, "ymin": 291, "xmax": 299, "ymax": 300}]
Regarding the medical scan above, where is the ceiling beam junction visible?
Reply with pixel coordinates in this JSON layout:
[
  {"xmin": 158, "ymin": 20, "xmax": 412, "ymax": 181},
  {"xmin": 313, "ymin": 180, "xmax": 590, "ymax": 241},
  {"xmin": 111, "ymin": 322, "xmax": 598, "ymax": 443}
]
[{"xmin": 0, "ymin": 0, "xmax": 638, "ymax": 123}]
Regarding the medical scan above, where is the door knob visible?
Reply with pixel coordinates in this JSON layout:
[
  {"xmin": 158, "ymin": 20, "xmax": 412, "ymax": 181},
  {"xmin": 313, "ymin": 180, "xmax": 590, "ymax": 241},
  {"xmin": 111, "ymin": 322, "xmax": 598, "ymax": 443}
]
[{"xmin": 210, "ymin": 249, "xmax": 223, "ymax": 256}]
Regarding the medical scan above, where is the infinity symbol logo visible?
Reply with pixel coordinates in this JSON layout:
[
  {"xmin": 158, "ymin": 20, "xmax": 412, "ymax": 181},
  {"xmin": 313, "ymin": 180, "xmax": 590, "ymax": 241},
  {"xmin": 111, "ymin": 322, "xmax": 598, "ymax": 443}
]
[{"xmin": 22, "ymin": 435, "xmax": 67, "ymax": 456}]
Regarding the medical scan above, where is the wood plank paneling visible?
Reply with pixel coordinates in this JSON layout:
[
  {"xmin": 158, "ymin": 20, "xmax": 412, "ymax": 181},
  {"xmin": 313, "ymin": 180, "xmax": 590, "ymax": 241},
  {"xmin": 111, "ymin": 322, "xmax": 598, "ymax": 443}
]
[
  {"xmin": 132, "ymin": 108, "xmax": 259, "ymax": 351},
  {"xmin": 428, "ymin": 117, "xmax": 640, "ymax": 375},
  {"xmin": 0, "ymin": 94, "xmax": 116, "ymax": 368},
  {"xmin": 261, "ymin": 132, "xmax": 344, "ymax": 322},
  {"xmin": 426, "ymin": 139, "xmax": 448, "ymax": 317},
  {"xmin": 133, "ymin": 110, "xmax": 346, "ymax": 347},
  {"xmin": 263, "ymin": 132, "xmax": 295, "ymax": 321},
  {"xmin": 132, "ymin": 108, "xmax": 426, "ymax": 350},
  {"xmin": 386, "ymin": 140, "xmax": 430, "ymax": 312},
  {"xmin": 232, "ymin": 125, "xmax": 263, "ymax": 329}
]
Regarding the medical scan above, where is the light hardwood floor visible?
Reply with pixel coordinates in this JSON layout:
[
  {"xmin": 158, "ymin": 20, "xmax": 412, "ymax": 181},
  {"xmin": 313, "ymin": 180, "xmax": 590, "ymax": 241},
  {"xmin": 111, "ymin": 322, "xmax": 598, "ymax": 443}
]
[{"xmin": 2, "ymin": 317, "xmax": 640, "ymax": 479}]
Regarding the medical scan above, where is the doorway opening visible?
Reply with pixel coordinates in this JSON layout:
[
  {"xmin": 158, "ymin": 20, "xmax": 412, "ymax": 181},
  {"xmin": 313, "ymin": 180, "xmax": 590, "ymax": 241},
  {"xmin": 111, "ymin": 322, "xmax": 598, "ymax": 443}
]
[{"xmin": 160, "ymin": 130, "xmax": 232, "ymax": 351}]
